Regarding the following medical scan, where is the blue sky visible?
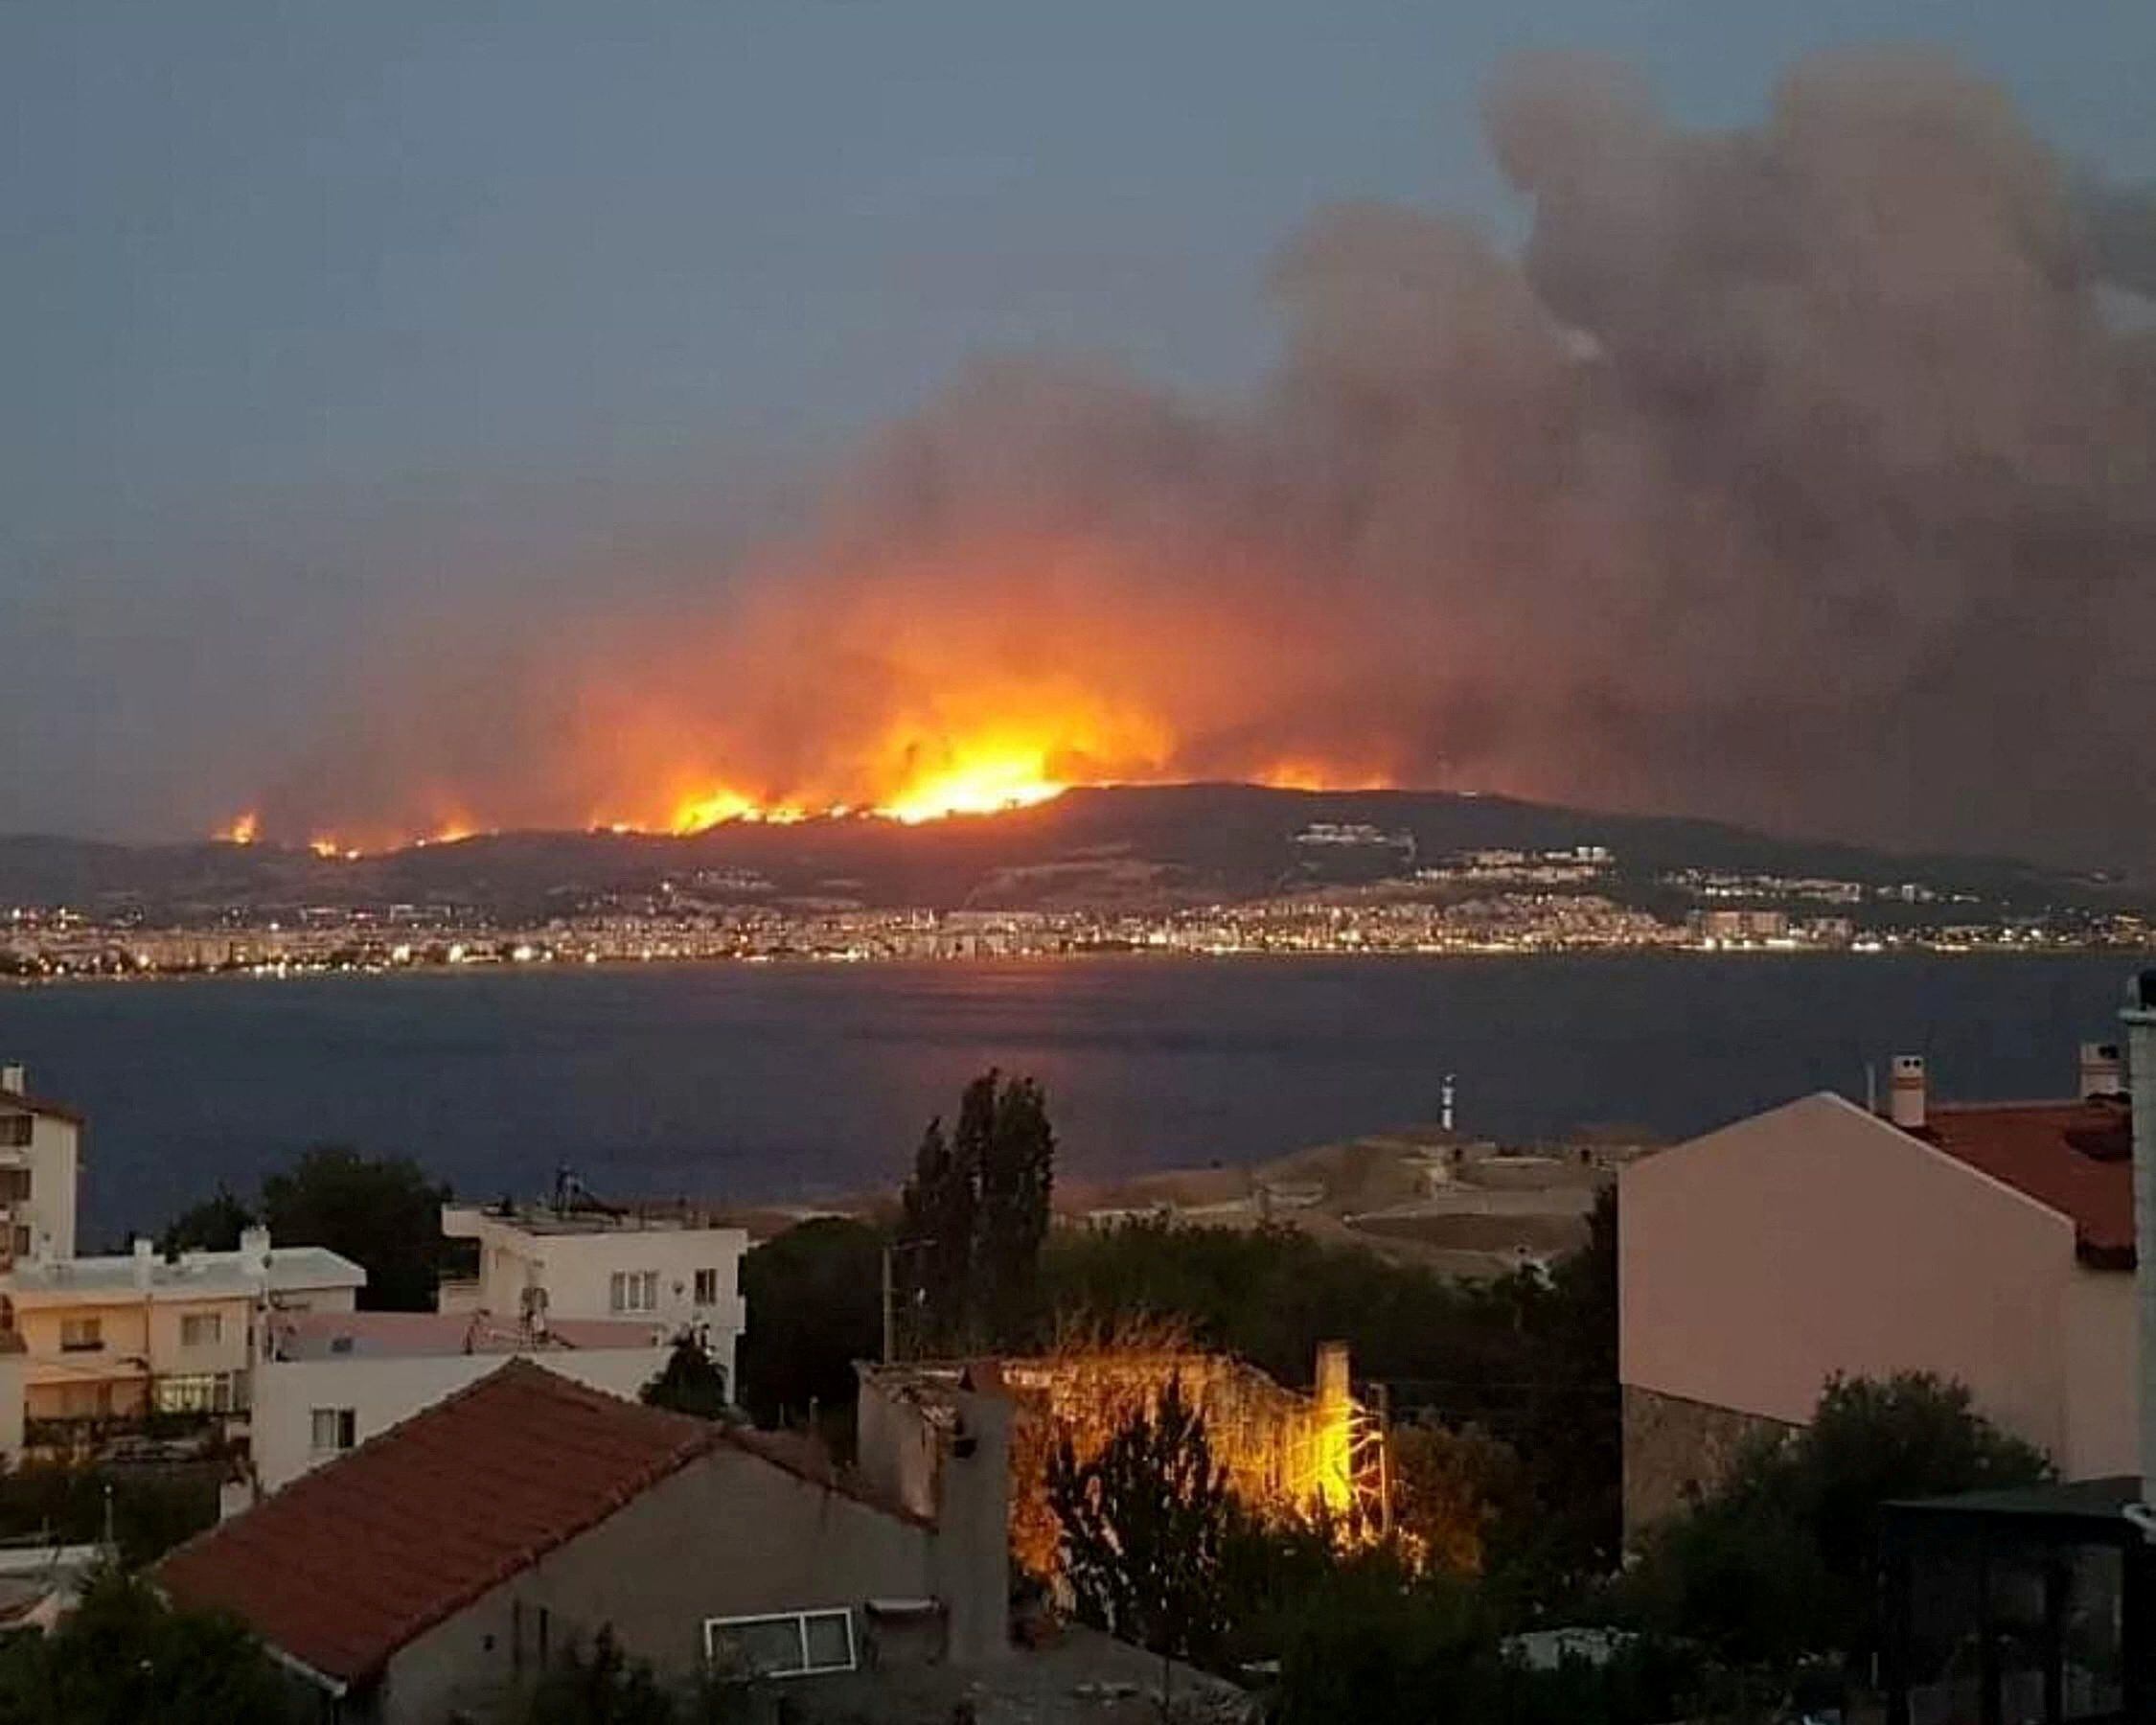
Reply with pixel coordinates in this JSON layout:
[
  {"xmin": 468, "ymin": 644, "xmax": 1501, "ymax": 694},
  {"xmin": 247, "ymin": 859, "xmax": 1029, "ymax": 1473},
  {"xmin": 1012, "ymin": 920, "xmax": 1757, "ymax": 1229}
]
[{"xmin": 6, "ymin": 1, "xmax": 2154, "ymax": 838}]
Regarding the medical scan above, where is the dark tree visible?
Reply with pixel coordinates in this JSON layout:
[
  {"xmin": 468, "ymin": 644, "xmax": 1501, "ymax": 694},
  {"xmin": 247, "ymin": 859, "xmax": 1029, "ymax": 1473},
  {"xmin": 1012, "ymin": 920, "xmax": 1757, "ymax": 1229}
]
[
  {"xmin": 1047, "ymin": 1374, "xmax": 1242, "ymax": 1665},
  {"xmin": 260, "ymin": 1144, "xmax": 450, "ymax": 1311},
  {"xmin": 641, "ymin": 1334, "xmax": 731, "ymax": 1421},
  {"xmin": 898, "ymin": 1115, "xmax": 975, "ymax": 1348},
  {"xmin": 0, "ymin": 1564, "xmax": 295, "ymax": 1725},
  {"xmin": 736, "ymin": 1217, "xmax": 884, "ymax": 1427},
  {"xmin": 157, "ymin": 1185, "xmax": 253, "ymax": 1255},
  {"xmin": 896, "ymin": 1070, "xmax": 1056, "ymax": 1351},
  {"xmin": 975, "ymin": 1072, "xmax": 1055, "ymax": 1332}
]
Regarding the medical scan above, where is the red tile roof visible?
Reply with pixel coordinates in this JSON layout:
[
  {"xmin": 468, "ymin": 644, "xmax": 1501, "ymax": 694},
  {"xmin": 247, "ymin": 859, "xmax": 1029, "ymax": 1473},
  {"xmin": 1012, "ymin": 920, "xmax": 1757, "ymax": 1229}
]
[
  {"xmin": 155, "ymin": 1361, "xmax": 719, "ymax": 1686},
  {"xmin": 1921, "ymin": 1101, "xmax": 2135, "ymax": 1267}
]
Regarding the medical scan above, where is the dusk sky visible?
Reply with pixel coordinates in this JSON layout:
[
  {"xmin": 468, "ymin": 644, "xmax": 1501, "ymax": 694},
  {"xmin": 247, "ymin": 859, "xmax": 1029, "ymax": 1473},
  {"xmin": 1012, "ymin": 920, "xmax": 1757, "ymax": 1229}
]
[{"xmin": 9, "ymin": 3, "xmax": 2156, "ymax": 859}]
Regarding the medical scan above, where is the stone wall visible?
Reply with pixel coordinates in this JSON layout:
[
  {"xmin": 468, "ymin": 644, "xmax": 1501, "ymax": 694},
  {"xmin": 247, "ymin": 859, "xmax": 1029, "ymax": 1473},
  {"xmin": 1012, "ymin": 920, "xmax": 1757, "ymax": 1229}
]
[{"xmin": 1622, "ymin": 1383, "xmax": 1797, "ymax": 1537}]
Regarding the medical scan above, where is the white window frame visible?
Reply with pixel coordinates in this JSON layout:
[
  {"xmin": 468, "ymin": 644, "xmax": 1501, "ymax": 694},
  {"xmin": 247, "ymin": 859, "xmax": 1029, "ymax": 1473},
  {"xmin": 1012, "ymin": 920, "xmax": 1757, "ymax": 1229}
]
[
  {"xmin": 310, "ymin": 1406, "xmax": 356, "ymax": 1456},
  {"xmin": 180, "ymin": 1311, "xmax": 222, "ymax": 1348},
  {"xmin": 609, "ymin": 1270, "xmax": 658, "ymax": 1314},
  {"xmin": 702, "ymin": 1608, "xmax": 856, "ymax": 1679}
]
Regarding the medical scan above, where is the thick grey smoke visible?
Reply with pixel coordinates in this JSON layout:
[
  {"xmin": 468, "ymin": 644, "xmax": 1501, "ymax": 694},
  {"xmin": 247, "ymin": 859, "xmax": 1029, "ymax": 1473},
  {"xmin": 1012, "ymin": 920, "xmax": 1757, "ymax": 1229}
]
[{"xmin": 267, "ymin": 48, "xmax": 2156, "ymax": 868}]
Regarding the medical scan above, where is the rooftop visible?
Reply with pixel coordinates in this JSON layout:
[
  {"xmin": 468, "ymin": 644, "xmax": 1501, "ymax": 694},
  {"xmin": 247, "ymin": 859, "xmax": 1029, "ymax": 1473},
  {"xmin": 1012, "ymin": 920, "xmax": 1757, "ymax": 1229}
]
[
  {"xmin": 1918, "ymin": 1099, "xmax": 2135, "ymax": 1267},
  {"xmin": 155, "ymin": 1361, "xmax": 721, "ymax": 1687},
  {"xmin": 0, "ymin": 1089, "xmax": 80, "ymax": 1127},
  {"xmin": 156, "ymin": 1361, "xmax": 931, "ymax": 1688},
  {"xmin": 442, "ymin": 1200, "xmax": 745, "ymax": 1239},
  {"xmin": 3, "ymin": 1246, "xmax": 365, "ymax": 1305},
  {"xmin": 268, "ymin": 1309, "xmax": 664, "ymax": 1361}
]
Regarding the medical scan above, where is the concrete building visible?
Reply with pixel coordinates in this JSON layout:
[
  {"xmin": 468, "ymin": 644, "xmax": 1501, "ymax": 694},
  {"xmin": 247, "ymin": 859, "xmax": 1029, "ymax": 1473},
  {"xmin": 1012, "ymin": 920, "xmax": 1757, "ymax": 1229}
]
[
  {"xmin": 0, "ymin": 1064, "xmax": 80, "ymax": 1264},
  {"xmin": 1620, "ymin": 1047, "xmax": 2139, "ymax": 1532},
  {"xmin": 0, "ymin": 1229, "xmax": 363, "ymax": 1453},
  {"xmin": 158, "ymin": 1360, "xmax": 1012, "ymax": 1724},
  {"xmin": 441, "ymin": 1196, "xmax": 747, "ymax": 1387},
  {"xmin": 246, "ymin": 1308, "xmax": 671, "ymax": 1495}
]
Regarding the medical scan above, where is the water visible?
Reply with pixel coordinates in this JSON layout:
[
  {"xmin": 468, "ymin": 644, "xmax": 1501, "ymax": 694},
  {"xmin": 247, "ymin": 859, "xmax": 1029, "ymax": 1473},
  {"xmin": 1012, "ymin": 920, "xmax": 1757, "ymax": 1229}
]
[{"xmin": 0, "ymin": 954, "xmax": 2142, "ymax": 1243}]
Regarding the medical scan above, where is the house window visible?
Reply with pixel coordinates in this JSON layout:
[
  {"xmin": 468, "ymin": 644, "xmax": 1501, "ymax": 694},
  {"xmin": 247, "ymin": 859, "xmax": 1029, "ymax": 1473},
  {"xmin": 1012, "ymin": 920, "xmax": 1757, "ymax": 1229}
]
[
  {"xmin": 0, "ymin": 1116, "xmax": 30, "ymax": 1149},
  {"xmin": 704, "ymin": 1609, "xmax": 857, "ymax": 1679},
  {"xmin": 58, "ymin": 1317, "xmax": 102, "ymax": 1353},
  {"xmin": 0, "ymin": 1169, "xmax": 31, "ymax": 1203},
  {"xmin": 310, "ymin": 1407, "xmax": 356, "ymax": 1455},
  {"xmin": 155, "ymin": 1371, "xmax": 242, "ymax": 1414},
  {"xmin": 694, "ymin": 1268, "xmax": 720, "ymax": 1306},
  {"xmin": 180, "ymin": 1312, "xmax": 221, "ymax": 1348},
  {"xmin": 608, "ymin": 1270, "xmax": 657, "ymax": 1314}
]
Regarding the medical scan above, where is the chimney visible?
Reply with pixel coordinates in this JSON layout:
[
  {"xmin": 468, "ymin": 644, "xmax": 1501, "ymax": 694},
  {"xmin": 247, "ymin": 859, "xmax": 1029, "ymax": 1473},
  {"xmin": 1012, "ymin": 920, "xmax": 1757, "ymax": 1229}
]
[
  {"xmin": 239, "ymin": 1225, "xmax": 272, "ymax": 1279},
  {"xmin": 2080, "ymin": 1041, "xmax": 2125, "ymax": 1100},
  {"xmin": 1888, "ymin": 1054, "xmax": 1928, "ymax": 1130},
  {"xmin": 132, "ymin": 1236, "xmax": 154, "ymax": 1292},
  {"xmin": 935, "ymin": 1378, "xmax": 1013, "ymax": 1667},
  {"xmin": 2120, "ymin": 973, "xmax": 2156, "ymax": 1511},
  {"xmin": 0, "ymin": 1066, "xmax": 21, "ymax": 1097}
]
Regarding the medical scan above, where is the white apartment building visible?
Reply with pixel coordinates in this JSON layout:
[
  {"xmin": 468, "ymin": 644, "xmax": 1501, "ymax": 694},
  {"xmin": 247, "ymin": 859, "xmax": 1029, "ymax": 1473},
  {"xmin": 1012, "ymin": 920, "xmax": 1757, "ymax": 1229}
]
[
  {"xmin": 0, "ymin": 1065, "xmax": 80, "ymax": 1264},
  {"xmin": 441, "ymin": 1200, "xmax": 748, "ymax": 1389},
  {"xmin": 247, "ymin": 1308, "xmax": 671, "ymax": 1495},
  {"xmin": 0, "ymin": 1229, "xmax": 364, "ymax": 1455}
]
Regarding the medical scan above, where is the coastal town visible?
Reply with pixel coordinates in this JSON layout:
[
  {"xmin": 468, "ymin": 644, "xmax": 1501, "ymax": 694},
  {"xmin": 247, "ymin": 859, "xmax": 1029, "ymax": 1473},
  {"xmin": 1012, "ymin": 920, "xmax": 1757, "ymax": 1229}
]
[{"xmin": 6, "ymin": 835, "xmax": 2149, "ymax": 982}]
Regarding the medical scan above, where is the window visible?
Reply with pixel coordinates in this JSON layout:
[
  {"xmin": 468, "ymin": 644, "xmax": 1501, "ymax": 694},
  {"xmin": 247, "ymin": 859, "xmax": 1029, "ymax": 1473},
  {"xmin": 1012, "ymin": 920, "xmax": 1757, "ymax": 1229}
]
[
  {"xmin": 310, "ymin": 1407, "xmax": 356, "ymax": 1455},
  {"xmin": 180, "ymin": 1312, "xmax": 221, "ymax": 1347},
  {"xmin": 704, "ymin": 1610, "xmax": 857, "ymax": 1679},
  {"xmin": 694, "ymin": 1268, "xmax": 720, "ymax": 1306},
  {"xmin": 155, "ymin": 1372, "xmax": 242, "ymax": 1414},
  {"xmin": 0, "ymin": 1116, "xmax": 30, "ymax": 1149},
  {"xmin": 0, "ymin": 1169, "xmax": 31, "ymax": 1203},
  {"xmin": 608, "ymin": 1270, "xmax": 657, "ymax": 1314},
  {"xmin": 58, "ymin": 1317, "xmax": 101, "ymax": 1353}
]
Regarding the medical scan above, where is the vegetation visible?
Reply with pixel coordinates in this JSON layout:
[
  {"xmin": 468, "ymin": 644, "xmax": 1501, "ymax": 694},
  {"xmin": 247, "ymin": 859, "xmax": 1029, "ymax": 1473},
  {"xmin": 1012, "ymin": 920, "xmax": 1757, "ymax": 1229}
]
[
  {"xmin": 734, "ymin": 1215, "xmax": 884, "ymax": 1427},
  {"xmin": 1038, "ymin": 1186, "xmax": 1621, "ymax": 1593},
  {"xmin": 0, "ymin": 1462, "xmax": 217, "ymax": 1569},
  {"xmin": 640, "ymin": 1334, "xmax": 731, "ymax": 1421},
  {"xmin": 1622, "ymin": 1371, "xmax": 2051, "ymax": 1688},
  {"xmin": 161, "ymin": 1144, "xmax": 451, "ymax": 1311},
  {"xmin": 516, "ymin": 1628, "xmax": 674, "ymax": 1725},
  {"xmin": 897, "ymin": 1070, "xmax": 1054, "ymax": 1350},
  {"xmin": 1047, "ymin": 1374, "xmax": 1243, "ymax": 1665},
  {"xmin": 0, "ymin": 1565, "xmax": 293, "ymax": 1725}
]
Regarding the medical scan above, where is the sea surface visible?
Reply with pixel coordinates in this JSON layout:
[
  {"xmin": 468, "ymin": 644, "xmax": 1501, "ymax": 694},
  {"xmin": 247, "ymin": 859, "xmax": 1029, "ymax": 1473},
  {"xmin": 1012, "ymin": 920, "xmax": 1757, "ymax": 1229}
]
[{"xmin": 0, "ymin": 954, "xmax": 2144, "ymax": 1243}]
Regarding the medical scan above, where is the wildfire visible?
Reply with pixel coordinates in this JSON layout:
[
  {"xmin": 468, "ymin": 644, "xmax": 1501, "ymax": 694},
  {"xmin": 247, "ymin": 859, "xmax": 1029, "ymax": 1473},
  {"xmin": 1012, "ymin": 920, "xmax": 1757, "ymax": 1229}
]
[{"xmin": 215, "ymin": 813, "xmax": 260, "ymax": 846}]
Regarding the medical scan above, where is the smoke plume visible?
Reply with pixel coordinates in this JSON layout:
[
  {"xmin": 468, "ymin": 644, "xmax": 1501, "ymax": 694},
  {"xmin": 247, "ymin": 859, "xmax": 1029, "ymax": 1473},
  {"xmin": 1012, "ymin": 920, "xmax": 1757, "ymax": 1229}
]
[{"xmin": 260, "ymin": 48, "xmax": 2156, "ymax": 867}]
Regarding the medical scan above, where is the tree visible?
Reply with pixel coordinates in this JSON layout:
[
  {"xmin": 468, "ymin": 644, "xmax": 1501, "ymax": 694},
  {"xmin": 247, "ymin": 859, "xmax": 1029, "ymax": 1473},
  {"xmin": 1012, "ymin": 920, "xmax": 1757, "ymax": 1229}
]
[
  {"xmin": 641, "ymin": 1334, "xmax": 730, "ymax": 1421},
  {"xmin": 896, "ymin": 1070, "xmax": 1055, "ymax": 1351},
  {"xmin": 157, "ymin": 1185, "xmax": 253, "ymax": 1255},
  {"xmin": 0, "ymin": 1564, "xmax": 295, "ymax": 1725},
  {"xmin": 1388, "ymin": 1421, "xmax": 1527, "ymax": 1576},
  {"xmin": 1046, "ymin": 1375, "xmax": 1244, "ymax": 1666},
  {"xmin": 260, "ymin": 1144, "xmax": 450, "ymax": 1311},
  {"xmin": 735, "ymin": 1217, "xmax": 884, "ymax": 1427},
  {"xmin": 1625, "ymin": 1371, "xmax": 2052, "ymax": 1680}
]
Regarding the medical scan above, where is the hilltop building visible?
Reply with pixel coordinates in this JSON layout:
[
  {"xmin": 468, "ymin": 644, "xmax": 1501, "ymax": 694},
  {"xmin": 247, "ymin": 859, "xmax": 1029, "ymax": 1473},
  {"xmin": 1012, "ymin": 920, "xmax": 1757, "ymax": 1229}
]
[
  {"xmin": 440, "ymin": 1184, "xmax": 747, "ymax": 1389},
  {"xmin": 1620, "ymin": 1044, "xmax": 2139, "ymax": 1532}
]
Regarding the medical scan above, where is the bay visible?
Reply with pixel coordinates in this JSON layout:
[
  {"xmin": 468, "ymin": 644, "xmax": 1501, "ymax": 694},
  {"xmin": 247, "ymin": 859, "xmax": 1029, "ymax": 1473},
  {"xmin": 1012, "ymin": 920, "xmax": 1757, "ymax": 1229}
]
[{"xmin": 0, "ymin": 953, "xmax": 2144, "ymax": 1243}]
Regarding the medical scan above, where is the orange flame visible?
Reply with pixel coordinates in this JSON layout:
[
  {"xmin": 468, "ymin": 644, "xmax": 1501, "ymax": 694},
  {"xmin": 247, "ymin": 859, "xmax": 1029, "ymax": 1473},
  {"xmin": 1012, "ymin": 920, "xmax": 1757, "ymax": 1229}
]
[{"xmin": 215, "ymin": 812, "xmax": 260, "ymax": 845}]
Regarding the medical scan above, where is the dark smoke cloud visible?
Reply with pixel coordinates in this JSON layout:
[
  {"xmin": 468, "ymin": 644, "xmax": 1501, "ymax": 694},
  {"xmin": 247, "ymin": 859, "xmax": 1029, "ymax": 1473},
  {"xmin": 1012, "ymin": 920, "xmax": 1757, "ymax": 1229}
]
[{"xmin": 268, "ymin": 47, "xmax": 2156, "ymax": 869}]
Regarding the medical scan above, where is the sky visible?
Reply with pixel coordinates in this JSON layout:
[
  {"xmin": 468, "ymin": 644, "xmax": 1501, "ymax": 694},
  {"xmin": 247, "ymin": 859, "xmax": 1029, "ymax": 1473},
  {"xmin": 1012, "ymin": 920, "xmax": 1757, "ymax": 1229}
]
[{"xmin": 6, "ymin": 2, "xmax": 2156, "ymax": 856}]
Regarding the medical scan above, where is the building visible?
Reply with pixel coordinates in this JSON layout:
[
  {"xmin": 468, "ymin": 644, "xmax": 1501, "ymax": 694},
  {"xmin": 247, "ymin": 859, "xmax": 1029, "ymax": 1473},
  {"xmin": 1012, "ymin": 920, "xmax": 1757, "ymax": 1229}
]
[
  {"xmin": 860, "ymin": 1342, "xmax": 1374, "ymax": 1582},
  {"xmin": 0, "ymin": 1229, "xmax": 363, "ymax": 1454},
  {"xmin": 0, "ymin": 1064, "xmax": 80, "ymax": 1263},
  {"xmin": 246, "ymin": 1308, "xmax": 672, "ymax": 1496},
  {"xmin": 1620, "ymin": 1046, "xmax": 2139, "ymax": 1532},
  {"xmin": 157, "ymin": 1360, "xmax": 1012, "ymax": 1724},
  {"xmin": 440, "ymin": 1194, "xmax": 747, "ymax": 1387}
]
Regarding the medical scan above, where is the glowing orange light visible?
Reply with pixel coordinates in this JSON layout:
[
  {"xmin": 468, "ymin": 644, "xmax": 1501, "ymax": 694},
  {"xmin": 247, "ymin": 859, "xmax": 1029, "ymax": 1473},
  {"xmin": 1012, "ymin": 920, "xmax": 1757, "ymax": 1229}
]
[{"xmin": 216, "ymin": 813, "xmax": 260, "ymax": 846}]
